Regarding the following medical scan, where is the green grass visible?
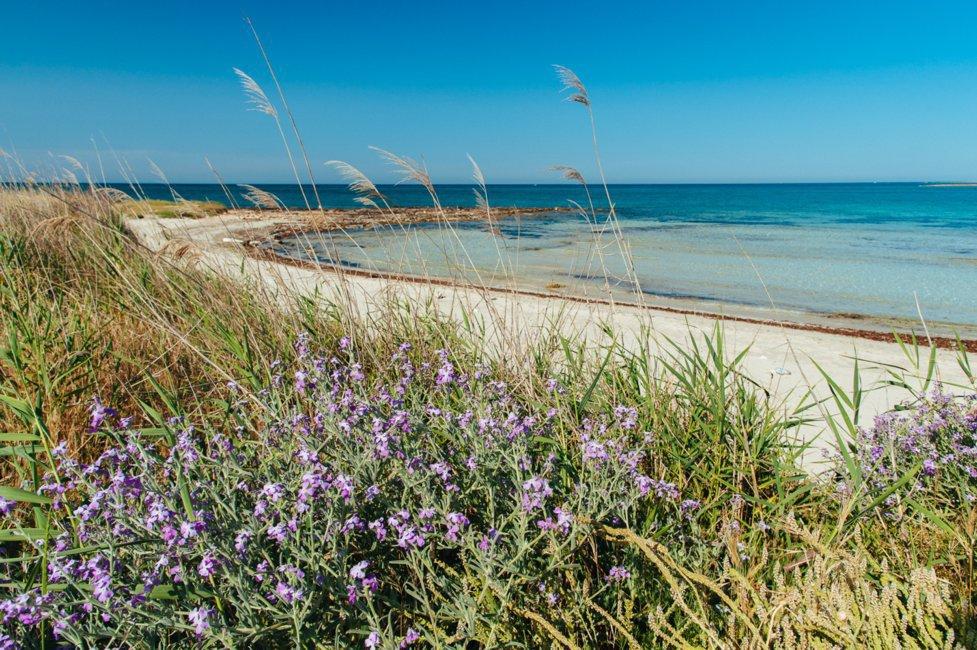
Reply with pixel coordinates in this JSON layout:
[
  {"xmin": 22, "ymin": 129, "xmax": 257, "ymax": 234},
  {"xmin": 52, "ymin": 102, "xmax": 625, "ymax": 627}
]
[{"xmin": 123, "ymin": 198, "xmax": 227, "ymax": 218}]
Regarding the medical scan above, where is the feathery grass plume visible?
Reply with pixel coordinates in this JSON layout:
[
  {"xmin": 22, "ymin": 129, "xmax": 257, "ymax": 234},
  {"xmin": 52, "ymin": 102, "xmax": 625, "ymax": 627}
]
[
  {"xmin": 369, "ymin": 147, "xmax": 436, "ymax": 196},
  {"xmin": 59, "ymin": 168, "xmax": 79, "ymax": 186},
  {"xmin": 233, "ymin": 67, "xmax": 278, "ymax": 117},
  {"xmin": 325, "ymin": 160, "xmax": 387, "ymax": 209},
  {"xmin": 94, "ymin": 187, "xmax": 132, "ymax": 203},
  {"xmin": 553, "ymin": 65, "xmax": 590, "ymax": 106},
  {"xmin": 60, "ymin": 155, "xmax": 85, "ymax": 173},
  {"xmin": 239, "ymin": 183, "xmax": 283, "ymax": 210},
  {"xmin": 157, "ymin": 239, "xmax": 205, "ymax": 265},
  {"xmin": 468, "ymin": 154, "xmax": 490, "ymax": 211},
  {"xmin": 551, "ymin": 165, "xmax": 587, "ymax": 186}
]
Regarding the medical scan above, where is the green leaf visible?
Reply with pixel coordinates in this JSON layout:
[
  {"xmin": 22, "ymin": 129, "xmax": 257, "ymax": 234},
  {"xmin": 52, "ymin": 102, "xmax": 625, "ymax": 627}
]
[
  {"xmin": 0, "ymin": 528, "xmax": 46, "ymax": 541},
  {"xmin": 0, "ymin": 432, "xmax": 40, "ymax": 444},
  {"xmin": 0, "ymin": 486, "xmax": 52, "ymax": 505}
]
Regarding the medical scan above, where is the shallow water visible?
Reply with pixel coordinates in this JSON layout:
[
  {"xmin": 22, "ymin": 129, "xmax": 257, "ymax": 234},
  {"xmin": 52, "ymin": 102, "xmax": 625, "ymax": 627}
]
[{"xmin": 135, "ymin": 183, "xmax": 977, "ymax": 327}]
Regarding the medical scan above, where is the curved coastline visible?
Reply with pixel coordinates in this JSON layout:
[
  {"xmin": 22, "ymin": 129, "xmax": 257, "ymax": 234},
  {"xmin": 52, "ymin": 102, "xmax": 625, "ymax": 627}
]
[{"xmin": 248, "ymin": 214, "xmax": 977, "ymax": 352}]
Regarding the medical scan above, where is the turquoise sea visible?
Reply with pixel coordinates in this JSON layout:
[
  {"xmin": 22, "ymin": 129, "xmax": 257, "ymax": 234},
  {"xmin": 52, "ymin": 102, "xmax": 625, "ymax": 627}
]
[{"xmin": 131, "ymin": 183, "xmax": 977, "ymax": 329}]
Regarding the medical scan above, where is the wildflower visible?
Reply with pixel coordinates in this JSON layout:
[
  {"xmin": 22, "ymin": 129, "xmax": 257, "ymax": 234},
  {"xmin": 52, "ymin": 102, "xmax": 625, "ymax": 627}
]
[
  {"xmin": 295, "ymin": 370, "xmax": 309, "ymax": 394},
  {"xmin": 0, "ymin": 498, "xmax": 14, "ymax": 516},
  {"xmin": 521, "ymin": 476, "xmax": 553, "ymax": 512},
  {"xmin": 197, "ymin": 553, "xmax": 219, "ymax": 578},
  {"xmin": 397, "ymin": 526, "xmax": 425, "ymax": 549},
  {"xmin": 401, "ymin": 628, "xmax": 421, "ymax": 647},
  {"xmin": 275, "ymin": 581, "xmax": 303, "ymax": 604},
  {"xmin": 582, "ymin": 439, "xmax": 608, "ymax": 463},
  {"xmin": 445, "ymin": 511, "xmax": 470, "ymax": 542},
  {"xmin": 607, "ymin": 566, "xmax": 631, "ymax": 582},
  {"xmin": 680, "ymin": 499, "xmax": 701, "ymax": 518},
  {"xmin": 234, "ymin": 530, "xmax": 252, "ymax": 556},
  {"xmin": 92, "ymin": 572, "xmax": 114, "ymax": 603},
  {"xmin": 350, "ymin": 561, "xmax": 370, "ymax": 581},
  {"xmin": 369, "ymin": 518, "xmax": 387, "ymax": 541},
  {"xmin": 267, "ymin": 523, "xmax": 288, "ymax": 544},
  {"xmin": 89, "ymin": 397, "xmax": 117, "ymax": 432},
  {"xmin": 254, "ymin": 560, "xmax": 270, "ymax": 583},
  {"xmin": 628, "ymin": 474, "xmax": 649, "ymax": 496},
  {"xmin": 365, "ymin": 631, "xmax": 381, "ymax": 648},
  {"xmin": 187, "ymin": 606, "xmax": 211, "ymax": 638},
  {"xmin": 614, "ymin": 405, "xmax": 639, "ymax": 429},
  {"xmin": 435, "ymin": 349, "xmax": 456, "ymax": 385}
]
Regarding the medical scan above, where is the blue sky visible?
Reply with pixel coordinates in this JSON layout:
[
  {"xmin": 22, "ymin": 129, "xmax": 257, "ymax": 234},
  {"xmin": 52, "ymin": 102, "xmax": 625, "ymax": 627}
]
[{"xmin": 4, "ymin": 1, "xmax": 977, "ymax": 183}]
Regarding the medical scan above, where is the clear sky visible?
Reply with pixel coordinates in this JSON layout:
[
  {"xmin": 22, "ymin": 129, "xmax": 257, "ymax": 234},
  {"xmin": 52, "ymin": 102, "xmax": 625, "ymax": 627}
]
[{"xmin": 4, "ymin": 1, "xmax": 977, "ymax": 183}]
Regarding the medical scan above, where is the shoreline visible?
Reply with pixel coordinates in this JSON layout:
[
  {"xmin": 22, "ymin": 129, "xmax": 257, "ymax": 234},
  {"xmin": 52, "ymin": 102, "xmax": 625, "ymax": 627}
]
[
  {"xmin": 249, "ymin": 244, "xmax": 977, "ymax": 353},
  {"xmin": 228, "ymin": 207, "xmax": 977, "ymax": 351}
]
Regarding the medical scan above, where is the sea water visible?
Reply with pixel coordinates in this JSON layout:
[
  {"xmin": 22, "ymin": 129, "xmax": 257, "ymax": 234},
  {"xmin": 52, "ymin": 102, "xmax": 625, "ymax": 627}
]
[{"xmin": 130, "ymin": 183, "xmax": 977, "ymax": 328}]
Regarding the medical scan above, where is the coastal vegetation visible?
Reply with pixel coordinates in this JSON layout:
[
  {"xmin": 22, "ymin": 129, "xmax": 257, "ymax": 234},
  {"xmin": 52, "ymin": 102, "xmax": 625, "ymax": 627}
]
[
  {"xmin": 1, "ymin": 60, "xmax": 976, "ymax": 648},
  {"xmin": 0, "ymin": 182, "xmax": 974, "ymax": 647}
]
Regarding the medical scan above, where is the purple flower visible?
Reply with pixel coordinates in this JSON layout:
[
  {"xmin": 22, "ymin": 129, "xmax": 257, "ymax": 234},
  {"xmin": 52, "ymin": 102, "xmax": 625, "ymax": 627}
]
[
  {"xmin": 234, "ymin": 530, "xmax": 253, "ymax": 556},
  {"xmin": 680, "ymin": 499, "xmax": 701, "ymax": 518},
  {"xmin": 260, "ymin": 483, "xmax": 285, "ymax": 502},
  {"xmin": 0, "ymin": 498, "xmax": 14, "ymax": 516},
  {"xmin": 267, "ymin": 523, "xmax": 288, "ymax": 544},
  {"xmin": 397, "ymin": 526, "xmax": 425, "ymax": 549},
  {"xmin": 401, "ymin": 628, "xmax": 421, "ymax": 647},
  {"xmin": 197, "ymin": 553, "xmax": 219, "ymax": 578},
  {"xmin": 349, "ymin": 561, "xmax": 370, "ymax": 581},
  {"xmin": 582, "ymin": 439, "xmax": 608, "ymax": 463},
  {"xmin": 614, "ymin": 405, "xmax": 639, "ymax": 429},
  {"xmin": 365, "ymin": 631, "xmax": 381, "ymax": 648},
  {"xmin": 89, "ymin": 397, "xmax": 117, "ymax": 432},
  {"xmin": 187, "ymin": 606, "xmax": 212, "ymax": 637},
  {"xmin": 520, "ymin": 476, "xmax": 553, "ymax": 512},
  {"xmin": 275, "ymin": 581, "xmax": 303, "ymax": 604},
  {"xmin": 294, "ymin": 370, "xmax": 309, "ymax": 394},
  {"xmin": 607, "ymin": 566, "xmax": 631, "ymax": 582},
  {"xmin": 445, "ymin": 511, "xmax": 470, "ymax": 542},
  {"xmin": 435, "ymin": 349, "xmax": 456, "ymax": 385},
  {"xmin": 92, "ymin": 573, "xmax": 113, "ymax": 603},
  {"xmin": 369, "ymin": 518, "xmax": 387, "ymax": 541}
]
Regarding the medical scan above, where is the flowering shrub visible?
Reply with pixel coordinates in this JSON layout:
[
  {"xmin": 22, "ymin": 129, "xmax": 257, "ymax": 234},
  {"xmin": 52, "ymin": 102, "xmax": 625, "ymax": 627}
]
[
  {"xmin": 840, "ymin": 388, "xmax": 977, "ymax": 509},
  {"xmin": 0, "ymin": 336, "xmax": 702, "ymax": 647}
]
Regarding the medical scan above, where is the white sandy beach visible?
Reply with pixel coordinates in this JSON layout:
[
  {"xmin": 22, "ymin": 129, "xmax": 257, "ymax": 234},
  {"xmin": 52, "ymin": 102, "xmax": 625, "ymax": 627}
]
[{"xmin": 128, "ymin": 213, "xmax": 974, "ymax": 468}]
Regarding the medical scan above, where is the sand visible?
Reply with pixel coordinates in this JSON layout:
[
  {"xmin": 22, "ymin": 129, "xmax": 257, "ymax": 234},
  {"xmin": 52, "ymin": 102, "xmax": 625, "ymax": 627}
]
[{"xmin": 127, "ymin": 212, "xmax": 975, "ymax": 469}]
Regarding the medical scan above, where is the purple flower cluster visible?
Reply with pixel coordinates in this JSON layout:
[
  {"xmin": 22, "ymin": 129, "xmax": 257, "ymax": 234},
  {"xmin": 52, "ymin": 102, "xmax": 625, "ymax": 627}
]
[
  {"xmin": 841, "ymin": 388, "xmax": 977, "ymax": 507},
  {"xmin": 0, "ymin": 335, "xmax": 707, "ymax": 646}
]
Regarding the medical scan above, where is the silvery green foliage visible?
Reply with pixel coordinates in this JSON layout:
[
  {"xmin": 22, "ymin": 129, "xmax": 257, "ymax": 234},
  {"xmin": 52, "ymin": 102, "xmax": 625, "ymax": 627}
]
[
  {"xmin": 839, "ymin": 388, "xmax": 977, "ymax": 509},
  {"xmin": 2, "ymin": 336, "xmax": 692, "ymax": 647}
]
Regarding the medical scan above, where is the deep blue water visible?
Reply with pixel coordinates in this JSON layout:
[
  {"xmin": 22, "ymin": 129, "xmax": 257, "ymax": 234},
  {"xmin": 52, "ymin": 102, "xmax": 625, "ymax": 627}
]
[
  {"xmin": 122, "ymin": 183, "xmax": 977, "ymax": 326},
  {"xmin": 119, "ymin": 182, "xmax": 977, "ymax": 232}
]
